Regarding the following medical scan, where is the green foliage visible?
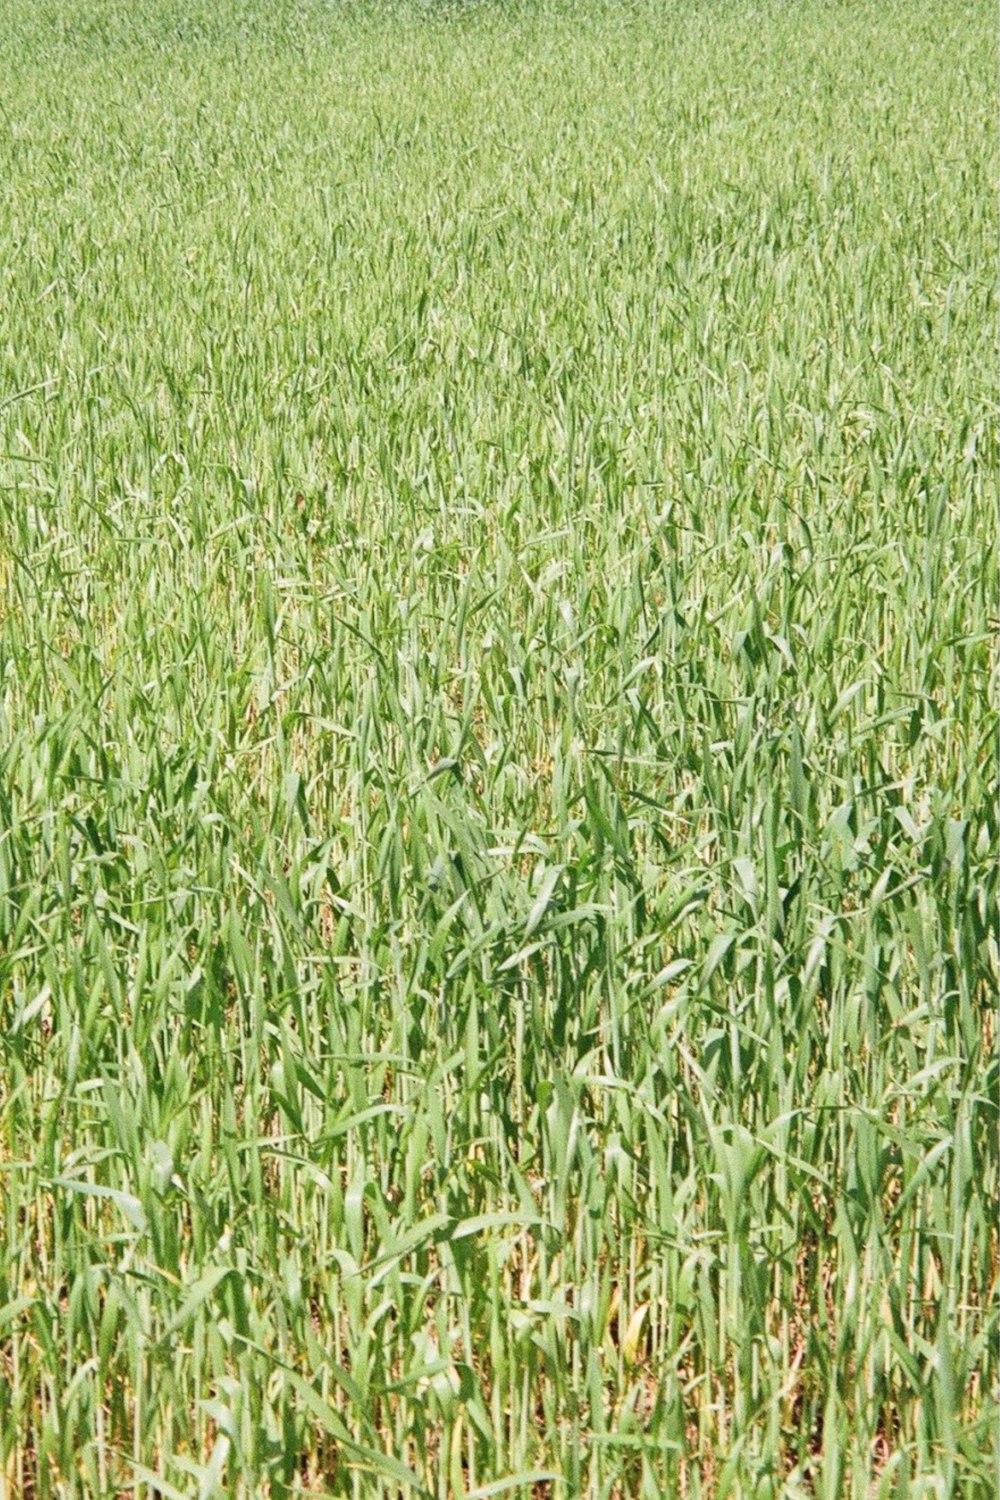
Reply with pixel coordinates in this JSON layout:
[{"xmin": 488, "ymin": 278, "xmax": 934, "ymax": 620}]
[{"xmin": 0, "ymin": 0, "xmax": 996, "ymax": 1495}]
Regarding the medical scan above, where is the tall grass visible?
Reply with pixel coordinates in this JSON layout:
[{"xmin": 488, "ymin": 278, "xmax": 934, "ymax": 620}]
[{"xmin": 0, "ymin": 0, "xmax": 996, "ymax": 1495}]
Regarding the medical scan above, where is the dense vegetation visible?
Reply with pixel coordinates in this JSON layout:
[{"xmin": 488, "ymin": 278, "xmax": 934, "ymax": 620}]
[{"xmin": 0, "ymin": 1, "xmax": 996, "ymax": 1495}]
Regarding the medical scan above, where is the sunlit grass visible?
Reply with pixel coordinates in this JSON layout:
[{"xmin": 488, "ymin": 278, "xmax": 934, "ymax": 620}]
[{"xmin": 0, "ymin": 0, "xmax": 996, "ymax": 1495}]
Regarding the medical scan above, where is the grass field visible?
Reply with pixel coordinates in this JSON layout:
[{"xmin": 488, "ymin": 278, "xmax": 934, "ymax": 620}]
[{"xmin": 0, "ymin": 0, "xmax": 997, "ymax": 1495}]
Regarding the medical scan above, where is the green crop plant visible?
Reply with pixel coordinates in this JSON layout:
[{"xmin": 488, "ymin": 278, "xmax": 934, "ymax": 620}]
[{"xmin": 0, "ymin": 0, "xmax": 996, "ymax": 1496}]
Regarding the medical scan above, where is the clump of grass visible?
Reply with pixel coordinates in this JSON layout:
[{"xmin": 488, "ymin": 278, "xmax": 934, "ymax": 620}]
[{"xmin": 0, "ymin": 0, "xmax": 996, "ymax": 1495}]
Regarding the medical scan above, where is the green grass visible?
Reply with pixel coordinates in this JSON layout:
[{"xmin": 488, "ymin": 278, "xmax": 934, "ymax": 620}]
[{"xmin": 0, "ymin": 0, "xmax": 996, "ymax": 1495}]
